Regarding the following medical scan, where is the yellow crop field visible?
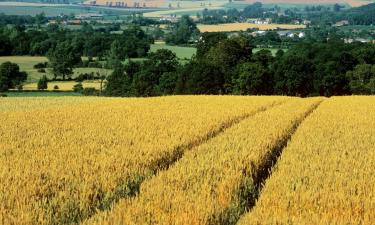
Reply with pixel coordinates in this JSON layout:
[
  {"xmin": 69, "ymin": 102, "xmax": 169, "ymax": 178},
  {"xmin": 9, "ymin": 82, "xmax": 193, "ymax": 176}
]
[
  {"xmin": 0, "ymin": 97, "xmax": 99, "ymax": 112},
  {"xmin": 85, "ymin": 97, "xmax": 323, "ymax": 225},
  {"xmin": 197, "ymin": 23, "xmax": 306, "ymax": 33},
  {"xmin": 238, "ymin": 96, "xmax": 375, "ymax": 224},
  {"xmin": 2, "ymin": 96, "xmax": 375, "ymax": 225},
  {"xmin": 0, "ymin": 96, "xmax": 285, "ymax": 224}
]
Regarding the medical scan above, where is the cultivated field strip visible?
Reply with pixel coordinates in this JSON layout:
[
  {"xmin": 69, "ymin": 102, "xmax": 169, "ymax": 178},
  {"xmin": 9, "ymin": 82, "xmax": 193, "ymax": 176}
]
[
  {"xmin": 0, "ymin": 97, "xmax": 100, "ymax": 112},
  {"xmin": 0, "ymin": 96, "xmax": 286, "ymax": 225},
  {"xmin": 85, "ymin": 97, "xmax": 323, "ymax": 225},
  {"xmin": 238, "ymin": 96, "xmax": 375, "ymax": 224}
]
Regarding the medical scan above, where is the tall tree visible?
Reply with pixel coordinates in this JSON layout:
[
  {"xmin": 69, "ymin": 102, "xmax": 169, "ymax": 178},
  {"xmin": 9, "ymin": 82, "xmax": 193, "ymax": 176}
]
[
  {"xmin": 47, "ymin": 41, "xmax": 82, "ymax": 80},
  {"xmin": 233, "ymin": 62, "xmax": 273, "ymax": 95},
  {"xmin": 0, "ymin": 62, "xmax": 27, "ymax": 91},
  {"xmin": 166, "ymin": 15, "xmax": 199, "ymax": 45}
]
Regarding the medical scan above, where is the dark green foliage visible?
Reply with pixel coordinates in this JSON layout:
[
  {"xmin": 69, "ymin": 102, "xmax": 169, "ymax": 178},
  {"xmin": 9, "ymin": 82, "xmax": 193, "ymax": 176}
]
[
  {"xmin": 33, "ymin": 62, "xmax": 48, "ymax": 69},
  {"xmin": 233, "ymin": 62, "xmax": 273, "ymax": 95},
  {"xmin": 82, "ymin": 88, "xmax": 99, "ymax": 96},
  {"xmin": 132, "ymin": 49, "xmax": 179, "ymax": 96},
  {"xmin": 196, "ymin": 32, "xmax": 227, "ymax": 57},
  {"xmin": 37, "ymin": 75, "xmax": 48, "ymax": 90},
  {"xmin": 73, "ymin": 82, "xmax": 84, "ymax": 93},
  {"xmin": 166, "ymin": 16, "xmax": 199, "ymax": 45},
  {"xmin": 273, "ymin": 54, "xmax": 314, "ymax": 97},
  {"xmin": 105, "ymin": 63, "xmax": 133, "ymax": 97},
  {"xmin": 347, "ymin": 64, "xmax": 375, "ymax": 94},
  {"xmin": 183, "ymin": 59, "xmax": 225, "ymax": 94},
  {"xmin": 205, "ymin": 36, "xmax": 254, "ymax": 93},
  {"xmin": 47, "ymin": 41, "xmax": 82, "ymax": 80},
  {"xmin": 0, "ymin": 62, "xmax": 27, "ymax": 92}
]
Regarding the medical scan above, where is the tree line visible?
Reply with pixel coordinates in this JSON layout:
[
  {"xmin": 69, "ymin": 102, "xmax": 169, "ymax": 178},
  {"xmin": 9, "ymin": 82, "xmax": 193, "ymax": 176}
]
[
  {"xmin": 0, "ymin": 23, "xmax": 152, "ymax": 58},
  {"xmin": 105, "ymin": 33, "xmax": 375, "ymax": 97}
]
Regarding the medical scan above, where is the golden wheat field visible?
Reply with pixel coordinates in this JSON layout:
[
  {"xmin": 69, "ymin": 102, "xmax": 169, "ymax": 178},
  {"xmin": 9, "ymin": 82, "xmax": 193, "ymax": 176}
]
[{"xmin": 0, "ymin": 96, "xmax": 374, "ymax": 225}]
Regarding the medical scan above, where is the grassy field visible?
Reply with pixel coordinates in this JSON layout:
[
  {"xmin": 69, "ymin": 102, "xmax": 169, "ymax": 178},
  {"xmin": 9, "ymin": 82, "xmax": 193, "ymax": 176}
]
[
  {"xmin": 1, "ymin": 96, "xmax": 374, "ymax": 224},
  {"xmin": 0, "ymin": 56, "xmax": 111, "ymax": 83},
  {"xmin": 0, "ymin": 43, "xmax": 195, "ymax": 85},
  {"xmin": 0, "ymin": 2, "xmax": 143, "ymax": 16},
  {"xmin": 197, "ymin": 23, "xmax": 306, "ymax": 32},
  {"xmin": 151, "ymin": 43, "xmax": 197, "ymax": 59}
]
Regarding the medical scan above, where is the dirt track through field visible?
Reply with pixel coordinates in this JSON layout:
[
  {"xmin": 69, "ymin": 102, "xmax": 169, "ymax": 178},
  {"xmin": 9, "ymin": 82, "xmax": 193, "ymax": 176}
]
[{"xmin": 229, "ymin": 99, "xmax": 325, "ymax": 225}]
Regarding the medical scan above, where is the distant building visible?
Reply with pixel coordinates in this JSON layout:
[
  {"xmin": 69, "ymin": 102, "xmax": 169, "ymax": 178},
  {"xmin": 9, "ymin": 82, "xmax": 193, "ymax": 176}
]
[
  {"xmin": 159, "ymin": 16, "xmax": 178, "ymax": 23},
  {"xmin": 67, "ymin": 20, "xmax": 82, "ymax": 25},
  {"xmin": 250, "ymin": 30, "xmax": 266, "ymax": 37},
  {"xmin": 75, "ymin": 13, "xmax": 104, "ymax": 19},
  {"xmin": 248, "ymin": 18, "xmax": 272, "ymax": 25},
  {"xmin": 298, "ymin": 32, "xmax": 305, "ymax": 38},
  {"xmin": 334, "ymin": 20, "xmax": 349, "ymax": 27},
  {"xmin": 344, "ymin": 38, "xmax": 371, "ymax": 43}
]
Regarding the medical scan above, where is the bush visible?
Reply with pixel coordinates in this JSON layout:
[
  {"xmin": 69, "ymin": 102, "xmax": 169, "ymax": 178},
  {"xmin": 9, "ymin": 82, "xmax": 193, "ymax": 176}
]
[
  {"xmin": 16, "ymin": 84, "xmax": 23, "ymax": 91},
  {"xmin": 37, "ymin": 68, "xmax": 46, "ymax": 73},
  {"xmin": 88, "ymin": 62, "xmax": 103, "ymax": 68},
  {"xmin": 0, "ymin": 93, "xmax": 7, "ymax": 97},
  {"xmin": 37, "ymin": 75, "xmax": 48, "ymax": 90},
  {"xmin": 75, "ymin": 72, "xmax": 97, "ymax": 82},
  {"xmin": 82, "ymin": 87, "xmax": 99, "ymax": 96},
  {"xmin": 73, "ymin": 82, "xmax": 84, "ymax": 93},
  {"xmin": 53, "ymin": 85, "xmax": 59, "ymax": 90},
  {"xmin": 33, "ymin": 62, "xmax": 48, "ymax": 69}
]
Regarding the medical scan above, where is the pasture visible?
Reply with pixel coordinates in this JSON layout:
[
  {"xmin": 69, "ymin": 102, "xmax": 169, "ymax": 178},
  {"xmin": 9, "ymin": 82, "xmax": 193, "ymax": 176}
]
[
  {"xmin": 0, "ymin": 96, "xmax": 374, "ymax": 225},
  {"xmin": 0, "ymin": 43, "xmax": 195, "ymax": 87},
  {"xmin": 0, "ymin": 56, "xmax": 110, "ymax": 83},
  {"xmin": 151, "ymin": 43, "xmax": 197, "ymax": 59}
]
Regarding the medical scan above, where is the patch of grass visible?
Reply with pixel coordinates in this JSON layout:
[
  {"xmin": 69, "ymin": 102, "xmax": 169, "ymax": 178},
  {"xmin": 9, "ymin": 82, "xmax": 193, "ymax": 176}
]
[
  {"xmin": 0, "ymin": 4, "xmax": 141, "ymax": 16},
  {"xmin": 150, "ymin": 43, "xmax": 196, "ymax": 59},
  {"xmin": 0, "ymin": 56, "xmax": 111, "ymax": 83}
]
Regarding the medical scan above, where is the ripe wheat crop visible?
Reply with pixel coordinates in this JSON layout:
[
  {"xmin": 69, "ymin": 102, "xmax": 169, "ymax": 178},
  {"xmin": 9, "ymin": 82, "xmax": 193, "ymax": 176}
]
[
  {"xmin": 85, "ymin": 97, "xmax": 323, "ymax": 225},
  {"xmin": 238, "ymin": 96, "xmax": 375, "ymax": 224},
  {"xmin": 0, "ymin": 96, "xmax": 286, "ymax": 225}
]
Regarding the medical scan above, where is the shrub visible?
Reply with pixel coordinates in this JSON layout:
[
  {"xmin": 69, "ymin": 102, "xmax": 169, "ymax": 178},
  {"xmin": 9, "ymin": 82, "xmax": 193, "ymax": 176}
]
[
  {"xmin": 37, "ymin": 75, "xmax": 48, "ymax": 90},
  {"xmin": 53, "ymin": 85, "xmax": 59, "ymax": 90},
  {"xmin": 33, "ymin": 62, "xmax": 48, "ymax": 69},
  {"xmin": 73, "ymin": 83, "xmax": 84, "ymax": 93},
  {"xmin": 82, "ymin": 87, "xmax": 99, "ymax": 96}
]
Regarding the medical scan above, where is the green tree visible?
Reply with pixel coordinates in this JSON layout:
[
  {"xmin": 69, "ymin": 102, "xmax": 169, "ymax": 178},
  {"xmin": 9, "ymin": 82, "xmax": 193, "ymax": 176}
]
[
  {"xmin": 166, "ymin": 15, "xmax": 199, "ymax": 45},
  {"xmin": 47, "ymin": 42, "xmax": 82, "ymax": 80},
  {"xmin": 273, "ymin": 54, "xmax": 314, "ymax": 97},
  {"xmin": 132, "ymin": 49, "xmax": 179, "ymax": 96},
  {"xmin": 37, "ymin": 75, "xmax": 48, "ymax": 90},
  {"xmin": 0, "ymin": 62, "xmax": 27, "ymax": 91},
  {"xmin": 107, "ymin": 40, "xmax": 125, "ymax": 68},
  {"xmin": 105, "ymin": 63, "xmax": 133, "ymax": 96},
  {"xmin": 73, "ymin": 82, "xmax": 83, "ymax": 93},
  {"xmin": 233, "ymin": 62, "xmax": 273, "ymax": 95},
  {"xmin": 205, "ymin": 36, "xmax": 253, "ymax": 92},
  {"xmin": 196, "ymin": 32, "xmax": 227, "ymax": 57},
  {"xmin": 347, "ymin": 64, "xmax": 375, "ymax": 94}
]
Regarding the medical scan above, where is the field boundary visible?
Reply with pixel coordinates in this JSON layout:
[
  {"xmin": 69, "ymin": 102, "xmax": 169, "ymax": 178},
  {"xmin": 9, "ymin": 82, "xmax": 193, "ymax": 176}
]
[
  {"xmin": 218, "ymin": 98, "xmax": 325, "ymax": 225},
  {"xmin": 82, "ymin": 100, "xmax": 288, "ymax": 224}
]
